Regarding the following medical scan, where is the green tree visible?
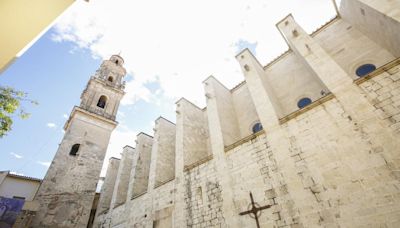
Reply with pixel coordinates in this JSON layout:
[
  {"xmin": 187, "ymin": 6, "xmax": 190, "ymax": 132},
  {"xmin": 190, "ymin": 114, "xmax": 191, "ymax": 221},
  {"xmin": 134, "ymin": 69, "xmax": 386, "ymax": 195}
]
[{"xmin": 0, "ymin": 86, "xmax": 37, "ymax": 138}]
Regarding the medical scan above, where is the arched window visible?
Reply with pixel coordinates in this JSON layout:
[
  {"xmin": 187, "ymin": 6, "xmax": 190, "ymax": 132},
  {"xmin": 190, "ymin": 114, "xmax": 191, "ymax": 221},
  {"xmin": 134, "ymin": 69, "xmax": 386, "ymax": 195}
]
[
  {"xmin": 115, "ymin": 60, "xmax": 119, "ymax": 65},
  {"xmin": 252, "ymin": 122, "xmax": 263, "ymax": 134},
  {"xmin": 70, "ymin": 144, "xmax": 80, "ymax": 156},
  {"xmin": 108, "ymin": 76, "xmax": 113, "ymax": 82},
  {"xmin": 297, "ymin": 97, "xmax": 312, "ymax": 109},
  {"xmin": 97, "ymin": 95, "xmax": 107, "ymax": 109},
  {"xmin": 356, "ymin": 64, "xmax": 376, "ymax": 77}
]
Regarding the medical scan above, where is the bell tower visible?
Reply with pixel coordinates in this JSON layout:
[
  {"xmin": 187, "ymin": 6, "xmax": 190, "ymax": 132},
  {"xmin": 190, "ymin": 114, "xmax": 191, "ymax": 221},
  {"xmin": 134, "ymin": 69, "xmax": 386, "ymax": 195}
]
[
  {"xmin": 32, "ymin": 55, "xmax": 126, "ymax": 227},
  {"xmin": 80, "ymin": 54, "xmax": 126, "ymax": 120}
]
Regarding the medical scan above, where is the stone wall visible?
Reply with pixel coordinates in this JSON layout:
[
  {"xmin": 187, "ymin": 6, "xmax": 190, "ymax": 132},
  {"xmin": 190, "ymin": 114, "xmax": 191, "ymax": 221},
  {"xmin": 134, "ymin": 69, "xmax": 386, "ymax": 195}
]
[
  {"xmin": 93, "ymin": 157, "xmax": 120, "ymax": 227},
  {"xmin": 33, "ymin": 109, "xmax": 116, "ymax": 227},
  {"xmin": 359, "ymin": 63, "xmax": 400, "ymax": 133},
  {"xmin": 263, "ymin": 51, "xmax": 328, "ymax": 116},
  {"xmin": 313, "ymin": 18, "xmax": 395, "ymax": 79},
  {"xmin": 204, "ymin": 76, "xmax": 241, "ymax": 146},
  {"xmin": 93, "ymin": 1, "xmax": 400, "ymax": 227},
  {"xmin": 231, "ymin": 83, "xmax": 260, "ymax": 138},
  {"xmin": 176, "ymin": 98, "xmax": 211, "ymax": 168},
  {"xmin": 130, "ymin": 133, "xmax": 153, "ymax": 198},
  {"xmin": 340, "ymin": 0, "xmax": 400, "ymax": 57},
  {"xmin": 110, "ymin": 146, "xmax": 134, "ymax": 208},
  {"xmin": 153, "ymin": 118, "xmax": 176, "ymax": 187},
  {"xmin": 183, "ymin": 161, "xmax": 226, "ymax": 227}
]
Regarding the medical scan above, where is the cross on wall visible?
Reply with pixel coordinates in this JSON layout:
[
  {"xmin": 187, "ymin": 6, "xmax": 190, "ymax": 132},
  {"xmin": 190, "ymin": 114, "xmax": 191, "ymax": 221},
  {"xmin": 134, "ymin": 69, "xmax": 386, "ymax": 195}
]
[{"xmin": 239, "ymin": 192, "xmax": 272, "ymax": 228}]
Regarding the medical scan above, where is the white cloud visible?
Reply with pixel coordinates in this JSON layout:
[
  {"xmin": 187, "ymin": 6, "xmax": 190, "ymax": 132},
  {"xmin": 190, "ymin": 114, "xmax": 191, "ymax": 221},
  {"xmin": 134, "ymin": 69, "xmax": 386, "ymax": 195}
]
[
  {"xmin": 50, "ymin": 0, "xmax": 339, "ymax": 181},
  {"xmin": 10, "ymin": 171, "xmax": 24, "ymax": 176},
  {"xmin": 47, "ymin": 123, "xmax": 57, "ymax": 128},
  {"xmin": 10, "ymin": 152, "xmax": 23, "ymax": 159},
  {"xmin": 52, "ymin": 0, "xmax": 337, "ymax": 108},
  {"xmin": 63, "ymin": 114, "xmax": 69, "ymax": 119},
  {"xmin": 37, "ymin": 161, "xmax": 51, "ymax": 167},
  {"xmin": 100, "ymin": 126, "xmax": 136, "ymax": 176}
]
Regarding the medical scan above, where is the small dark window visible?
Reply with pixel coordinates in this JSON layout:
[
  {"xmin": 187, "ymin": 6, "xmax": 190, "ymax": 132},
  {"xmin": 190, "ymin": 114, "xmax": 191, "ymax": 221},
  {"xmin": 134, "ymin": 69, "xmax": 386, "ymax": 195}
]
[
  {"xmin": 13, "ymin": 196, "xmax": 25, "ymax": 200},
  {"xmin": 108, "ymin": 77, "xmax": 113, "ymax": 82},
  {"xmin": 252, "ymin": 122, "xmax": 263, "ymax": 133},
  {"xmin": 70, "ymin": 144, "xmax": 80, "ymax": 156},
  {"xmin": 356, "ymin": 64, "xmax": 376, "ymax": 77},
  {"xmin": 115, "ymin": 60, "xmax": 119, "ymax": 65},
  {"xmin": 97, "ymin": 95, "xmax": 107, "ymax": 109},
  {"xmin": 297, "ymin": 97, "xmax": 312, "ymax": 109}
]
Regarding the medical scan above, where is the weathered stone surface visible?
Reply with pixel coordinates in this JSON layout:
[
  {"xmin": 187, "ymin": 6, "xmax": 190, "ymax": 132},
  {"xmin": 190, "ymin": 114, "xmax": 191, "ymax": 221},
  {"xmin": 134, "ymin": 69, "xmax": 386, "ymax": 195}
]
[
  {"xmin": 57, "ymin": 1, "xmax": 400, "ymax": 227},
  {"xmin": 32, "ymin": 55, "xmax": 125, "ymax": 227}
]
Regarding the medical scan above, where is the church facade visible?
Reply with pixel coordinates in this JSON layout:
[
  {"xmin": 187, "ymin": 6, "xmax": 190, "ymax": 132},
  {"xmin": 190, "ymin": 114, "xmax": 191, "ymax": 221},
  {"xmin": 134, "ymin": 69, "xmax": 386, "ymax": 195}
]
[
  {"xmin": 92, "ymin": 1, "xmax": 400, "ymax": 227},
  {"xmin": 34, "ymin": 0, "xmax": 400, "ymax": 227}
]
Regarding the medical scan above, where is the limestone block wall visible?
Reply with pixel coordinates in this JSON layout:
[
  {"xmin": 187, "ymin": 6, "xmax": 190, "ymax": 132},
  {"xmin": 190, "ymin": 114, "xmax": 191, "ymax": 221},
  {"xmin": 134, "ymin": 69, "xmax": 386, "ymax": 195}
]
[
  {"xmin": 359, "ymin": 63, "xmax": 400, "ymax": 134},
  {"xmin": 183, "ymin": 160, "xmax": 226, "ymax": 227},
  {"xmin": 110, "ymin": 146, "xmax": 134, "ymax": 209},
  {"xmin": 93, "ymin": 157, "xmax": 120, "ymax": 226},
  {"xmin": 263, "ymin": 51, "xmax": 329, "ymax": 116},
  {"xmin": 123, "ymin": 177, "xmax": 175, "ymax": 227},
  {"xmin": 126, "ymin": 194, "xmax": 152, "ymax": 227},
  {"xmin": 340, "ymin": 0, "xmax": 400, "ymax": 57},
  {"xmin": 226, "ymin": 133, "xmax": 298, "ymax": 227},
  {"xmin": 176, "ymin": 98, "xmax": 211, "ymax": 168},
  {"xmin": 93, "ymin": 1, "xmax": 400, "ymax": 227},
  {"xmin": 151, "ymin": 181, "xmax": 175, "ymax": 226},
  {"xmin": 280, "ymin": 98, "xmax": 400, "ymax": 227},
  {"xmin": 313, "ymin": 18, "xmax": 395, "ymax": 79},
  {"xmin": 153, "ymin": 117, "xmax": 176, "ymax": 187},
  {"xmin": 33, "ymin": 109, "xmax": 116, "ymax": 227},
  {"xmin": 130, "ymin": 133, "xmax": 153, "ymax": 198},
  {"xmin": 231, "ymin": 83, "xmax": 260, "ymax": 138},
  {"xmin": 109, "ymin": 203, "xmax": 126, "ymax": 227},
  {"xmin": 221, "ymin": 97, "xmax": 400, "ymax": 227},
  {"xmin": 204, "ymin": 76, "xmax": 241, "ymax": 146}
]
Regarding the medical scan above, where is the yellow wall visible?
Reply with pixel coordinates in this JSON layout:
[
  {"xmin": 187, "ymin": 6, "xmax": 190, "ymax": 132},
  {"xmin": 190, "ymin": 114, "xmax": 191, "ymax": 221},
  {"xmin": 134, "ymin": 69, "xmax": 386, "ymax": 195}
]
[{"xmin": 0, "ymin": 0, "xmax": 75, "ymax": 73}]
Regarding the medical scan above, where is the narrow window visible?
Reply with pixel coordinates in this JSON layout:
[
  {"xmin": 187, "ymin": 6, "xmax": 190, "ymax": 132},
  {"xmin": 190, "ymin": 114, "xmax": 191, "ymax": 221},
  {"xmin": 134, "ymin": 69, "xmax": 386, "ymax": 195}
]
[
  {"xmin": 115, "ymin": 60, "xmax": 119, "ymax": 65},
  {"xmin": 97, "ymin": 95, "xmax": 107, "ymax": 109},
  {"xmin": 13, "ymin": 196, "xmax": 25, "ymax": 200},
  {"xmin": 252, "ymin": 122, "xmax": 263, "ymax": 133},
  {"xmin": 356, "ymin": 64, "xmax": 376, "ymax": 77},
  {"xmin": 70, "ymin": 144, "xmax": 80, "ymax": 156},
  {"xmin": 108, "ymin": 76, "xmax": 113, "ymax": 82},
  {"xmin": 297, "ymin": 97, "xmax": 312, "ymax": 109}
]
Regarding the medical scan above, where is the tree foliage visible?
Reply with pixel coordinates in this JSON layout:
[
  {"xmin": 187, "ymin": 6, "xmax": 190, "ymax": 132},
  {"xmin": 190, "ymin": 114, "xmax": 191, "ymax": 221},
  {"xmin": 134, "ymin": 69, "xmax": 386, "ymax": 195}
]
[{"xmin": 0, "ymin": 86, "xmax": 37, "ymax": 138}]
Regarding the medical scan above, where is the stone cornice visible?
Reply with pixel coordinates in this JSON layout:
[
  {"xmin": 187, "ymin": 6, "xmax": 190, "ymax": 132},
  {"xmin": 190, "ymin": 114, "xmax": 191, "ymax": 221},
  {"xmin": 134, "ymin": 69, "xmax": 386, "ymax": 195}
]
[
  {"xmin": 355, "ymin": 57, "xmax": 400, "ymax": 85},
  {"xmin": 64, "ymin": 106, "xmax": 118, "ymax": 131}
]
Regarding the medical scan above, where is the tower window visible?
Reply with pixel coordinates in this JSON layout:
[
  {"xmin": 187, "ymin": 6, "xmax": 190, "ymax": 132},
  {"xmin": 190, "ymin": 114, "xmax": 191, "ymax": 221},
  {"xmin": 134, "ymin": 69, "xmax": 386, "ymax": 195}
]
[
  {"xmin": 13, "ymin": 196, "xmax": 25, "ymax": 200},
  {"xmin": 252, "ymin": 122, "xmax": 263, "ymax": 133},
  {"xmin": 70, "ymin": 144, "xmax": 80, "ymax": 156},
  {"xmin": 297, "ymin": 97, "xmax": 312, "ymax": 109},
  {"xmin": 115, "ymin": 60, "xmax": 119, "ymax": 65},
  {"xmin": 108, "ymin": 76, "xmax": 113, "ymax": 82},
  {"xmin": 97, "ymin": 95, "xmax": 107, "ymax": 109},
  {"xmin": 356, "ymin": 64, "xmax": 376, "ymax": 77}
]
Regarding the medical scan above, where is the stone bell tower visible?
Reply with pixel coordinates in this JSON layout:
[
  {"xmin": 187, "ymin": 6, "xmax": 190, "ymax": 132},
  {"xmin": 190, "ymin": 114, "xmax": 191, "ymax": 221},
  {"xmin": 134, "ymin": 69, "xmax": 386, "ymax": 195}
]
[{"xmin": 32, "ymin": 55, "xmax": 126, "ymax": 227}]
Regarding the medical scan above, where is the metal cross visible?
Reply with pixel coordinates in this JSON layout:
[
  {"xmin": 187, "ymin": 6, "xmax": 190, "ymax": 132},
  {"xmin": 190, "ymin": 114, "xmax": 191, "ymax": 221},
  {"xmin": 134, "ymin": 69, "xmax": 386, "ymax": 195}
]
[{"xmin": 239, "ymin": 192, "xmax": 271, "ymax": 228}]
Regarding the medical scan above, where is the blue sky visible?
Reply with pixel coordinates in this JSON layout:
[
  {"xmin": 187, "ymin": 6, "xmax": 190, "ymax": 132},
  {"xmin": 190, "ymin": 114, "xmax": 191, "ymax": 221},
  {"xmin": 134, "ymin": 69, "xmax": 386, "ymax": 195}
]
[
  {"xmin": 0, "ymin": 0, "xmax": 337, "ymax": 179},
  {"xmin": 0, "ymin": 28, "xmax": 175, "ymax": 178}
]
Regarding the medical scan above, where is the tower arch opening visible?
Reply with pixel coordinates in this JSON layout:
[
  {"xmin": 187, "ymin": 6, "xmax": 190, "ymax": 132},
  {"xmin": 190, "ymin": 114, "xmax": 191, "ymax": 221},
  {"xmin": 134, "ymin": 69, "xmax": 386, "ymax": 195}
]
[
  {"xmin": 70, "ymin": 144, "xmax": 80, "ymax": 156},
  {"xmin": 97, "ymin": 95, "xmax": 107, "ymax": 109}
]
